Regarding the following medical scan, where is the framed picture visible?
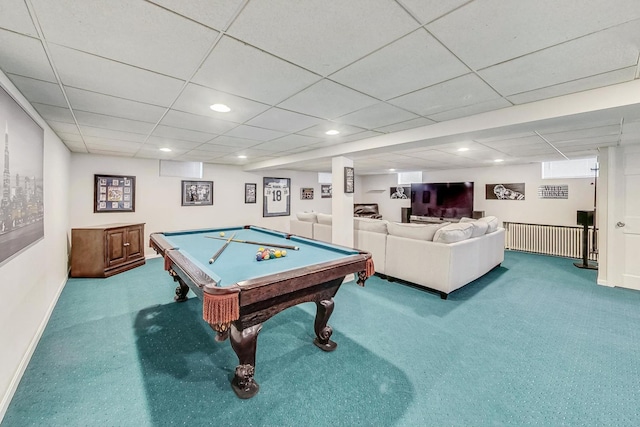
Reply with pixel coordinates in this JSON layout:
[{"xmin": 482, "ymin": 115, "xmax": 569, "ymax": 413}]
[
  {"xmin": 321, "ymin": 184, "xmax": 332, "ymax": 198},
  {"xmin": 486, "ymin": 183, "xmax": 525, "ymax": 200},
  {"xmin": 301, "ymin": 187, "xmax": 314, "ymax": 200},
  {"xmin": 390, "ymin": 186, "xmax": 410, "ymax": 199},
  {"xmin": 0, "ymin": 84, "xmax": 45, "ymax": 264},
  {"xmin": 263, "ymin": 177, "xmax": 291, "ymax": 217},
  {"xmin": 245, "ymin": 183, "xmax": 257, "ymax": 204},
  {"xmin": 94, "ymin": 174, "xmax": 136, "ymax": 212},
  {"xmin": 181, "ymin": 180, "xmax": 213, "ymax": 206},
  {"xmin": 344, "ymin": 166, "xmax": 354, "ymax": 193}
]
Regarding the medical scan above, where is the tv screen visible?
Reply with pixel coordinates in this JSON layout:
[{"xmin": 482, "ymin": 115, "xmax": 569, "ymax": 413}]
[{"xmin": 410, "ymin": 182, "xmax": 474, "ymax": 219}]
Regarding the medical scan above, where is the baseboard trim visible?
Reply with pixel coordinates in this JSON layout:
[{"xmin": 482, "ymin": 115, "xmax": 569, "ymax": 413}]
[{"xmin": 0, "ymin": 274, "xmax": 68, "ymax": 422}]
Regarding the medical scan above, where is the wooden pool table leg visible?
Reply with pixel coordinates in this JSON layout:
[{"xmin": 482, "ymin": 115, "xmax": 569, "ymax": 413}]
[
  {"xmin": 313, "ymin": 298, "xmax": 337, "ymax": 352},
  {"xmin": 170, "ymin": 270, "xmax": 189, "ymax": 302},
  {"xmin": 229, "ymin": 323, "xmax": 262, "ymax": 399}
]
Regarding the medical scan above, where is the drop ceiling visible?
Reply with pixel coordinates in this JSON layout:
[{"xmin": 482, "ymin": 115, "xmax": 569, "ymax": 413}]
[{"xmin": 1, "ymin": 0, "xmax": 639, "ymax": 174}]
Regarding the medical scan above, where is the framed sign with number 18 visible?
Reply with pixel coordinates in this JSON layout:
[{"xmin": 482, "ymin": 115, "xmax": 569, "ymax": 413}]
[{"xmin": 263, "ymin": 177, "xmax": 291, "ymax": 217}]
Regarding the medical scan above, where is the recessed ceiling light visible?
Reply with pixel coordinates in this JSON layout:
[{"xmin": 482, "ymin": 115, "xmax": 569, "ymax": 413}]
[
  {"xmin": 237, "ymin": 155, "xmax": 247, "ymax": 159},
  {"xmin": 325, "ymin": 130, "xmax": 340, "ymax": 135},
  {"xmin": 210, "ymin": 103, "xmax": 231, "ymax": 113},
  {"xmin": 494, "ymin": 159, "xmax": 504, "ymax": 163},
  {"xmin": 159, "ymin": 147, "xmax": 172, "ymax": 152},
  {"xmin": 457, "ymin": 147, "xmax": 469, "ymax": 152},
  {"xmin": 389, "ymin": 168, "xmax": 396, "ymax": 172}
]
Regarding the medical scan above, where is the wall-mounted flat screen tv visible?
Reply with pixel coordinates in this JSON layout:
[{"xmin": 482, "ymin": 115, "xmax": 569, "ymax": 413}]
[{"xmin": 410, "ymin": 182, "xmax": 474, "ymax": 219}]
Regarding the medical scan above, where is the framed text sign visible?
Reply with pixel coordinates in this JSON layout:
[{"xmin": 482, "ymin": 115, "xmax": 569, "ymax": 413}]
[
  {"xmin": 263, "ymin": 177, "xmax": 290, "ymax": 217},
  {"xmin": 94, "ymin": 174, "xmax": 136, "ymax": 212}
]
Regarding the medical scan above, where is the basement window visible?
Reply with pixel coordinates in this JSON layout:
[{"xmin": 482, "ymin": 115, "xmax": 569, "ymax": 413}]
[{"xmin": 541, "ymin": 158, "xmax": 598, "ymax": 179}]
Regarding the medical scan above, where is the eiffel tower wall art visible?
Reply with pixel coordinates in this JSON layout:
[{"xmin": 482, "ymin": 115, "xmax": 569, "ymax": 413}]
[{"xmin": 0, "ymin": 84, "xmax": 44, "ymax": 265}]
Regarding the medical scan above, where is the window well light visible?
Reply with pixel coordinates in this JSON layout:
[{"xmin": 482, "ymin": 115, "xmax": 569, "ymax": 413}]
[
  {"xmin": 160, "ymin": 147, "xmax": 172, "ymax": 152},
  {"xmin": 210, "ymin": 103, "xmax": 231, "ymax": 113},
  {"xmin": 325, "ymin": 129, "xmax": 340, "ymax": 135}
]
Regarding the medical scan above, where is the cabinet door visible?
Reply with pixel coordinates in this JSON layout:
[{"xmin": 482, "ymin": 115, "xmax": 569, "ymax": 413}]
[
  {"xmin": 106, "ymin": 228, "xmax": 127, "ymax": 267},
  {"xmin": 125, "ymin": 225, "xmax": 144, "ymax": 261}
]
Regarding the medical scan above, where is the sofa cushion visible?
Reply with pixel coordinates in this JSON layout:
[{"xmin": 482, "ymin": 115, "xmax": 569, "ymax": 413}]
[
  {"xmin": 316, "ymin": 213, "xmax": 332, "ymax": 225},
  {"xmin": 459, "ymin": 217, "xmax": 489, "ymax": 237},
  {"xmin": 354, "ymin": 217, "xmax": 388, "ymax": 233},
  {"xmin": 296, "ymin": 212, "xmax": 317, "ymax": 222},
  {"xmin": 433, "ymin": 222, "xmax": 474, "ymax": 243},
  {"xmin": 477, "ymin": 215, "xmax": 499, "ymax": 233},
  {"xmin": 387, "ymin": 221, "xmax": 449, "ymax": 241}
]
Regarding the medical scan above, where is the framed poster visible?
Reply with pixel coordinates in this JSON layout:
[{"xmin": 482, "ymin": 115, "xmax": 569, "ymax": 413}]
[
  {"xmin": 486, "ymin": 183, "xmax": 525, "ymax": 200},
  {"xmin": 301, "ymin": 187, "xmax": 314, "ymax": 200},
  {"xmin": 344, "ymin": 166, "xmax": 354, "ymax": 193},
  {"xmin": 181, "ymin": 180, "xmax": 213, "ymax": 206},
  {"xmin": 245, "ymin": 183, "xmax": 257, "ymax": 203},
  {"xmin": 0, "ymin": 84, "xmax": 45, "ymax": 264},
  {"xmin": 390, "ymin": 186, "xmax": 409, "ymax": 199},
  {"xmin": 94, "ymin": 174, "xmax": 136, "ymax": 212},
  {"xmin": 321, "ymin": 184, "xmax": 332, "ymax": 198},
  {"xmin": 263, "ymin": 177, "xmax": 290, "ymax": 217},
  {"xmin": 538, "ymin": 185, "xmax": 568, "ymax": 199}
]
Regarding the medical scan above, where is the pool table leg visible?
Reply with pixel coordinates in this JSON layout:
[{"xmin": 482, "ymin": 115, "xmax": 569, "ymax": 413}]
[
  {"xmin": 170, "ymin": 271, "xmax": 189, "ymax": 302},
  {"xmin": 314, "ymin": 298, "xmax": 337, "ymax": 352},
  {"xmin": 229, "ymin": 323, "xmax": 262, "ymax": 399}
]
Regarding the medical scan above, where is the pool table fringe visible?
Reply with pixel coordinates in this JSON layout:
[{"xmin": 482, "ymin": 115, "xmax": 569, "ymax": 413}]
[{"xmin": 203, "ymin": 291, "xmax": 239, "ymax": 332}]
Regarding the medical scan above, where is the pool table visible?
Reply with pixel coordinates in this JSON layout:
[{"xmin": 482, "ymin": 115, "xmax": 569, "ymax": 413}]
[{"xmin": 149, "ymin": 225, "xmax": 373, "ymax": 399}]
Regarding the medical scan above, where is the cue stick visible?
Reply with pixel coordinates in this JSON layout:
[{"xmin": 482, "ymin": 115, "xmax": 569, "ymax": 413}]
[
  {"xmin": 204, "ymin": 235, "xmax": 299, "ymax": 251},
  {"xmin": 208, "ymin": 232, "xmax": 236, "ymax": 264}
]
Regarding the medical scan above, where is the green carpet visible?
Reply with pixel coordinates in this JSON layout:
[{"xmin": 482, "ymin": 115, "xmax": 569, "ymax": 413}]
[{"xmin": 3, "ymin": 251, "xmax": 640, "ymax": 426}]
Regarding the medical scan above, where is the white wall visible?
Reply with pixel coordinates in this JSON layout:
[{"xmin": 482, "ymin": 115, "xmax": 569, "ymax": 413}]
[
  {"xmin": 355, "ymin": 163, "xmax": 595, "ymax": 226},
  {"xmin": 0, "ymin": 73, "xmax": 70, "ymax": 418},
  {"xmin": 68, "ymin": 154, "xmax": 332, "ymax": 256}
]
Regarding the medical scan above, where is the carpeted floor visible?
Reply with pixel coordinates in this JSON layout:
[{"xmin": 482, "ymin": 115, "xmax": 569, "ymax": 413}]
[{"xmin": 3, "ymin": 251, "xmax": 640, "ymax": 426}]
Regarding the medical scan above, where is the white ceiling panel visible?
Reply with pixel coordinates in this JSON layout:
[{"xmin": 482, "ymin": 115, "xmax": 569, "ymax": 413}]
[
  {"xmin": 227, "ymin": 0, "xmax": 419, "ymax": 75},
  {"xmin": 245, "ymin": 108, "xmax": 324, "ymax": 133},
  {"xmin": 0, "ymin": 0, "xmax": 37, "ymax": 36},
  {"xmin": 47, "ymin": 121, "xmax": 80, "ymax": 134},
  {"xmin": 159, "ymin": 110, "xmax": 236, "ymax": 135},
  {"xmin": 297, "ymin": 123, "xmax": 367, "ymax": 139},
  {"xmin": 9, "ymin": 75, "xmax": 66, "ymax": 107},
  {"xmin": 330, "ymin": 29, "xmax": 469, "ymax": 100},
  {"xmin": 334, "ymin": 102, "xmax": 420, "ymax": 129},
  {"xmin": 479, "ymin": 22, "xmax": 640, "ymax": 96},
  {"xmin": 65, "ymin": 87, "xmax": 167, "ymax": 124},
  {"xmin": 73, "ymin": 111, "xmax": 155, "ymax": 135},
  {"xmin": 0, "ymin": 30, "xmax": 56, "ymax": 82},
  {"xmin": 143, "ymin": 137, "xmax": 202, "ymax": 151},
  {"xmin": 427, "ymin": 98, "xmax": 512, "ymax": 122},
  {"xmin": 389, "ymin": 73, "xmax": 502, "ymax": 116},
  {"xmin": 400, "ymin": 0, "xmax": 470, "ymax": 24},
  {"xmin": 427, "ymin": 0, "xmax": 640, "ymax": 70},
  {"xmin": 147, "ymin": 0, "xmax": 243, "ymax": 31},
  {"xmin": 223, "ymin": 125, "xmax": 287, "ymax": 142},
  {"xmin": 278, "ymin": 79, "xmax": 379, "ymax": 120},
  {"xmin": 193, "ymin": 36, "xmax": 321, "ymax": 105},
  {"xmin": 206, "ymin": 135, "xmax": 261, "ymax": 149},
  {"xmin": 374, "ymin": 117, "xmax": 436, "ymax": 134},
  {"xmin": 172, "ymin": 83, "xmax": 269, "ymax": 123},
  {"xmin": 151, "ymin": 125, "xmax": 216, "ymax": 143},
  {"xmin": 31, "ymin": 103, "xmax": 74, "ymax": 123},
  {"xmin": 79, "ymin": 126, "xmax": 148, "ymax": 143},
  {"xmin": 31, "ymin": 0, "xmax": 220, "ymax": 79}
]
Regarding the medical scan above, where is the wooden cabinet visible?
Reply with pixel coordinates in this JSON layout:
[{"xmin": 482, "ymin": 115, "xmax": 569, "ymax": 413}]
[{"xmin": 71, "ymin": 223, "xmax": 145, "ymax": 278}]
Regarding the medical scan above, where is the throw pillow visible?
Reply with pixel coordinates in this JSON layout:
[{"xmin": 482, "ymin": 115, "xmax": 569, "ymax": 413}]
[
  {"xmin": 354, "ymin": 218, "xmax": 388, "ymax": 234},
  {"xmin": 477, "ymin": 215, "xmax": 499, "ymax": 233},
  {"xmin": 433, "ymin": 222, "xmax": 474, "ymax": 243},
  {"xmin": 387, "ymin": 221, "xmax": 449, "ymax": 241},
  {"xmin": 316, "ymin": 213, "xmax": 332, "ymax": 225},
  {"xmin": 457, "ymin": 217, "xmax": 488, "ymax": 237},
  {"xmin": 296, "ymin": 212, "xmax": 317, "ymax": 222}
]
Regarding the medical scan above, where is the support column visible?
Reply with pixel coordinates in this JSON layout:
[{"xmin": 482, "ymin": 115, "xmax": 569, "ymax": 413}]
[{"xmin": 331, "ymin": 156, "xmax": 354, "ymax": 248}]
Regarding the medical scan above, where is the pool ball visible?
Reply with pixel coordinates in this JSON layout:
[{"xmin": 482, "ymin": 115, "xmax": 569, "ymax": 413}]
[
  {"xmin": 281, "ymin": 250, "xmax": 287, "ymax": 257},
  {"xmin": 274, "ymin": 250, "xmax": 281, "ymax": 258},
  {"xmin": 220, "ymin": 232, "xmax": 225, "ymax": 237}
]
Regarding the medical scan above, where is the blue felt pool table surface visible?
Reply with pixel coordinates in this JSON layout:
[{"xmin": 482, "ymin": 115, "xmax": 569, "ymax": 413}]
[{"xmin": 158, "ymin": 225, "xmax": 361, "ymax": 288}]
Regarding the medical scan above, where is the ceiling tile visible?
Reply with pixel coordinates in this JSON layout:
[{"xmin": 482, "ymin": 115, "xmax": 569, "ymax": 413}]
[
  {"xmin": 223, "ymin": 125, "xmax": 287, "ymax": 142},
  {"xmin": 31, "ymin": 0, "xmax": 220, "ymax": 79},
  {"xmin": 193, "ymin": 36, "xmax": 321, "ymax": 105},
  {"xmin": 74, "ymin": 111, "xmax": 155, "ymax": 134},
  {"xmin": 48, "ymin": 44, "xmax": 185, "ymax": 107},
  {"xmin": 334, "ymin": 102, "xmax": 420, "ymax": 129},
  {"xmin": 144, "ymin": 136, "xmax": 202, "ymax": 150},
  {"xmin": 297, "ymin": 122, "xmax": 366, "ymax": 139},
  {"xmin": 374, "ymin": 117, "xmax": 436, "ymax": 133},
  {"xmin": 227, "ymin": 0, "xmax": 419, "ymax": 75},
  {"xmin": 479, "ymin": 22, "xmax": 640, "ymax": 96},
  {"xmin": 0, "ymin": 30, "xmax": 56, "ymax": 82},
  {"xmin": 331, "ymin": 29, "xmax": 469, "ymax": 100},
  {"xmin": 31, "ymin": 103, "xmax": 74, "ymax": 123},
  {"xmin": 0, "ymin": 0, "xmax": 38, "ymax": 36},
  {"xmin": 79, "ymin": 126, "xmax": 147, "ymax": 142},
  {"xmin": 268, "ymin": 134, "xmax": 323, "ymax": 150},
  {"xmin": 147, "ymin": 0, "xmax": 243, "ymax": 31},
  {"xmin": 507, "ymin": 67, "xmax": 637, "ymax": 105},
  {"xmin": 172, "ymin": 83, "xmax": 269, "ymax": 123},
  {"xmin": 246, "ymin": 108, "xmax": 324, "ymax": 133},
  {"xmin": 160, "ymin": 109, "xmax": 237, "ymax": 135},
  {"xmin": 427, "ymin": 0, "xmax": 640, "ymax": 70},
  {"xmin": 278, "ymin": 79, "xmax": 379, "ymax": 119},
  {"xmin": 151, "ymin": 125, "xmax": 216, "ymax": 143},
  {"xmin": 207, "ymin": 135, "xmax": 261, "ymax": 149},
  {"xmin": 400, "ymin": 0, "xmax": 469, "ymax": 24},
  {"xmin": 389, "ymin": 73, "xmax": 501, "ymax": 116},
  {"xmin": 65, "ymin": 87, "xmax": 166, "ymax": 124},
  {"xmin": 47, "ymin": 120, "xmax": 80, "ymax": 134},
  {"xmin": 8, "ymin": 75, "xmax": 66, "ymax": 107},
  {"xmin": 427, "ymin": 98, "xmax": 512, "ymax": 122},
  {"xmin": 84, "ymin": 138, "xmax": 142, "ymax": 151}
]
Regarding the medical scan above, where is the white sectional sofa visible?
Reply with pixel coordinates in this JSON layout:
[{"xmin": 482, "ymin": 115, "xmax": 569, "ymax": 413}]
[{"xmin": 290, "ymin": 212, "xmax": 505, "ymax": 299}]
